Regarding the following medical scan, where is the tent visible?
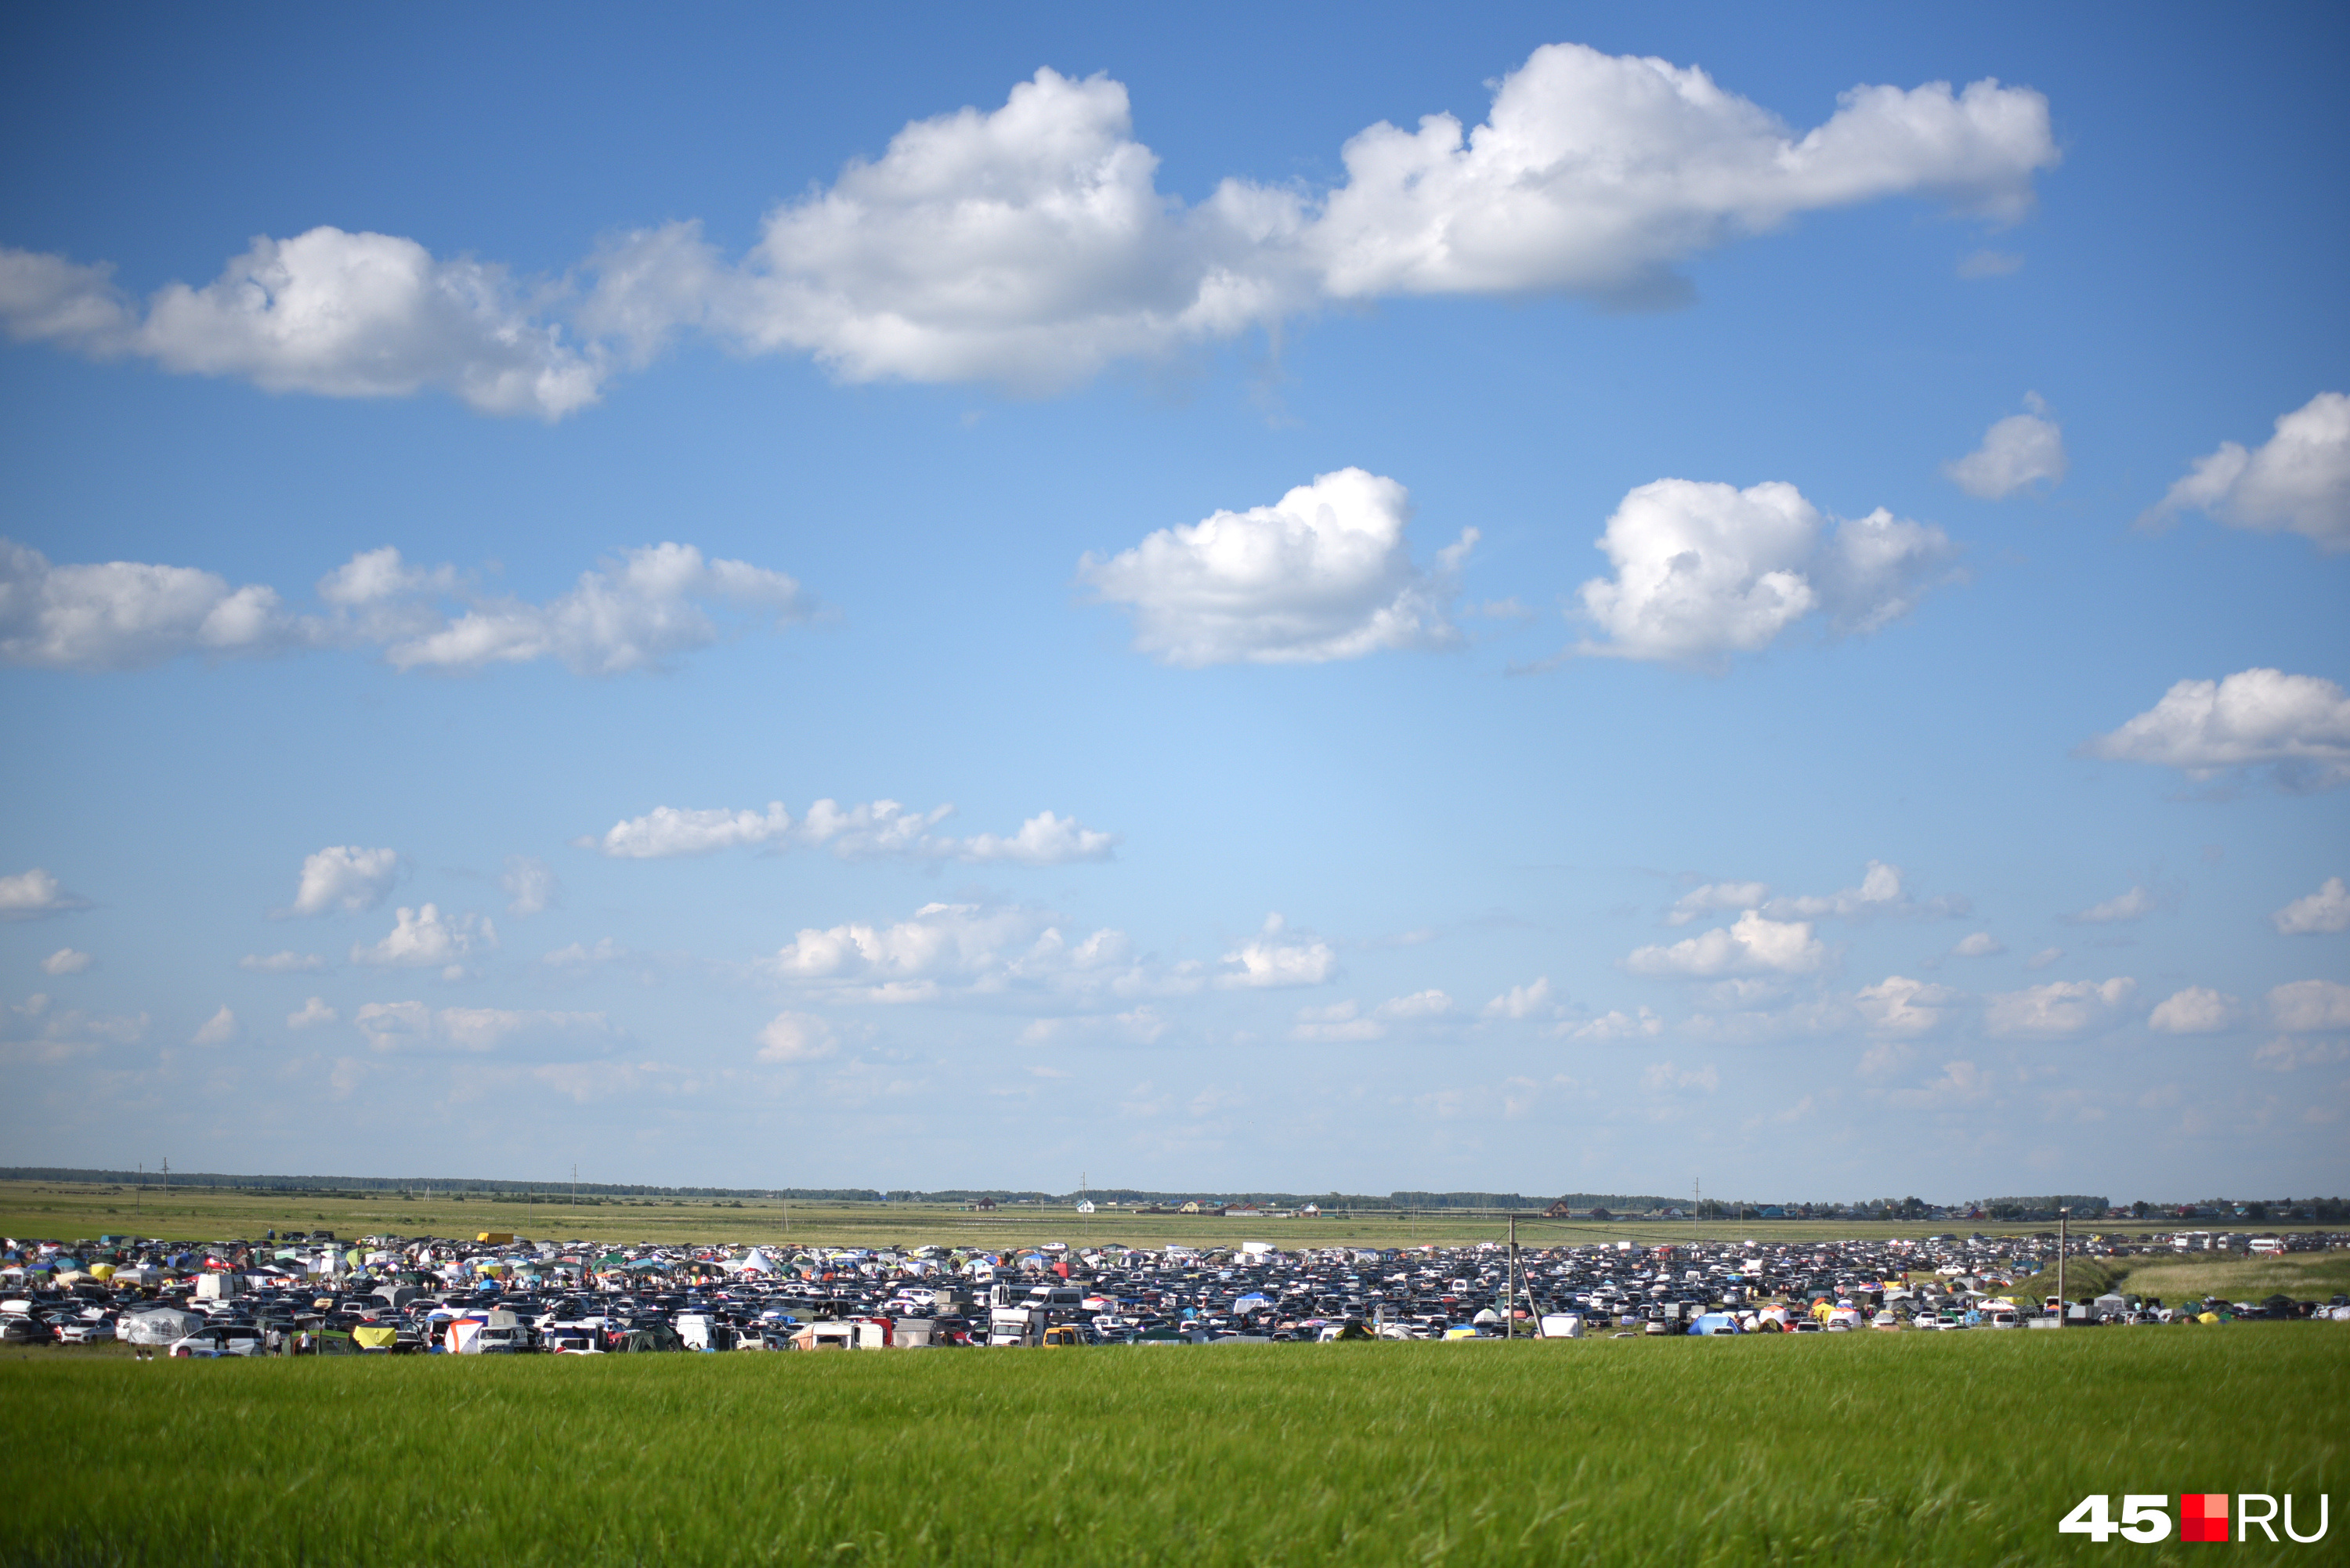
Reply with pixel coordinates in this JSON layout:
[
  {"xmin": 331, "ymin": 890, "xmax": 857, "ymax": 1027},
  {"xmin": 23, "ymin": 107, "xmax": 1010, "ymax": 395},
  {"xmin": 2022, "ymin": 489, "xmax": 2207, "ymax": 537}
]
[
  {"xmin": 120, "ymin": 1308, "xmax": 197, "ymax": 1346},
  {"xmin": 352, "ymin": 1325, "xmax": 398, "ymax": 1352}
]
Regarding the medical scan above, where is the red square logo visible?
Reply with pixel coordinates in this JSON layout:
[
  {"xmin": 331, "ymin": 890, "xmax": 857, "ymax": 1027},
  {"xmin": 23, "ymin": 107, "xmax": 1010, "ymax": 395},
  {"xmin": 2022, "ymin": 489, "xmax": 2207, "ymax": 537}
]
[{"xmin": 2181, "ymin": 1494, "xmax": 2229, "ymax": 1543}]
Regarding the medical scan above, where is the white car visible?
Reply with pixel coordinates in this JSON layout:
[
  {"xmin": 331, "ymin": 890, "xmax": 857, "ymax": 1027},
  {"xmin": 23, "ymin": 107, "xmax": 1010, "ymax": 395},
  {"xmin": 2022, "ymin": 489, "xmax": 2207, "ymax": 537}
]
[
  {"xmin": 56, "ymin": 1321, "xmax": 117, "ymax": 1344},
  {"xmin": 168, "ymin": 1327, "xmax": 263, "ymax": 1358}
]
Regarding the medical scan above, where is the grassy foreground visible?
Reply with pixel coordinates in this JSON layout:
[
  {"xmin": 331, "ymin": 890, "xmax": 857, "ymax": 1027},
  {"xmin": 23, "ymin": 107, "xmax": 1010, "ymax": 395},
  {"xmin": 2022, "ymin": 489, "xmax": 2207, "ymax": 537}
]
[{"xmin": 3, "ymin": 1328, "xmax": 2339, "ymax": 1566}]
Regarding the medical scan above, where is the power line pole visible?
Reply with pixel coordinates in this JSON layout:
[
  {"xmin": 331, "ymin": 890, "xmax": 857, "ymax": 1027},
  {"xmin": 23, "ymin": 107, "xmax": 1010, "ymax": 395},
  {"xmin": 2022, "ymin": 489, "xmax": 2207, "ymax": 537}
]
[
  {"xmin": 1506, "ymin": 1212, "xmax": 1519, "ymax": 1340},
  {"xmin": 2057, "ymin": 1207, "xmax": 2069, "ymax": 1324}
]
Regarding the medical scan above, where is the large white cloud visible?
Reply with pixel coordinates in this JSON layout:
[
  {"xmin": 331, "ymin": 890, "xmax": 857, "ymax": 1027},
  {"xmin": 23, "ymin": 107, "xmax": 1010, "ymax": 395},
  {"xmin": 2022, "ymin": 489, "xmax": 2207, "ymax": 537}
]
[
  {"xmin": 0, "ymin": 539, "xmax": 296, "ymax": 670},
  {"xmin": 288, "ymin": 846, "xmax": 401, "ymax": 917},
  {"xmin": 2267, "ymin": 978, "xmax": 2350, "ymax": 1033},
  {"xmin": 1982, "ymin": 977, "xmax": 2135, "ymax": 1039},
  {"xmin": 1625, "ymin": 910, "xmax": 1828, "ymax": 977},
  {"xmin": 2081, "ymin": 668, "xmax": 2350, "ymax": 791},
  {"xmin": 0, "ymin": 868, "xmax": 87, "ymax": 920},
  {"xmin": 1080, "ymin": 468, "xmax": 1471, "ymax": 666},
  {"xmin": 0, "ymin": 228, "xmax": 602, "ymax": 419},
  {"xmin": 1942, "ymin": 394, "xmax": 2067, "ymax": 498},
  {"xmin": 2273, "ymin": 876, "xmax": 2350, "ymax": 935},
  {"xmin": 2143, "ymin": 392, "xmax": 2350, "ymax": 551},
  {"xmin": 41, "ymin": 948, "xmax": 92, "ymax": 976},
  {"xmin": 2148, "ymin": 987, "xmax": 2241, "ymax": 1035},
  {"xmin": 1571, "ymin": 480, "xmax": 1954, "ymax": 663},
  {"xmin": 9, "ymin": 49, "xmax": 2056, "ymax": 406},
  {"xmin": 1, "ymin": 540, "xmax": 810, "ymax": 675},
  {"xmin": 1304, "ymin": 46, "xmax": 2055, "ymax": 304},
  {"xmin": 581, "ymin": 800, "xmax": 1115, "ymax": 864},
  {"xmin": 771, "ymin": 901, "xmax": 1159, "ymax": 1003}
]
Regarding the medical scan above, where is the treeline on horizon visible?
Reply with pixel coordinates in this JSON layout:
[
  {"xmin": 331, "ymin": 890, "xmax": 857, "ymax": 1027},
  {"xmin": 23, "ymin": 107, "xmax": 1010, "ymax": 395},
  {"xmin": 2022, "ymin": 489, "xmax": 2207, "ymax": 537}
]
[{"xmin": 7, "ymin": 1169, "xmax": 2341, "ymax": 1219}]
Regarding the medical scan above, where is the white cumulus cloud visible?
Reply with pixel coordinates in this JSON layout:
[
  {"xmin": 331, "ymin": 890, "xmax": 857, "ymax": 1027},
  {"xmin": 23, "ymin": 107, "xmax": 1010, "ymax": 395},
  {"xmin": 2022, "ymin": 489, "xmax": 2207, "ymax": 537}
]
[
  {"xmin": 1952, "ymin": 932, "xmax": 2004, "ymax": 958},
  {"xmin": 1, "ymin": 539, "xmax": 297, "ymax": 670},
  {"xmin": 1218, "ymin": 914, "xmax": 1339, "ymax": 989},
  {"xmin": 380, "ymin": 543, "xmax": 809, "ymax": 675},
  {"xmin": 288, "ymin": 845, "xmax": 400, "ymax": 916},
  {"xmin": 1482, "ymin": 977, "xmax": 1553, "ymax": 1019},
  {"xmin": 350, "ymin": 905, "xmax": 496, "ymax": 970},
  {"xmin": 2142, "ymin": 391, "xmax": 2350, "ymax": 551},
  {"xmin": 5, "ymin": 52, "xmax": 2056, "ymax": 410},
  {"xmin": 1081, "ymin": 468, "xmax": 1471, "ymax": 667},
  {"xmin": 500, "ymin": 855, "xmax": 557, "ymax": 917},
  {"xmin": 1625, "ymin": 910, "xmax": 1828, "ymax": 977},
  {"xmin": 0, "ymin": 868, "xmax": 89, "ymax": 919},
  {"xmin": 2272, "ymin": 876, "xmax": 2349, "ymax": 935},
  {"xmin": 189, "ymin": 1006, "xmax": 240, "ymax": 1046},
  {"xmin": 1665, "ymin": 882, "xmax": 1770, "ymax": 927},
  {"xmin": 2267, "ymin": 978, "xmax": 2350, "ymax": 1033},
  {"xmin": 756, "ymin": 1010, "xmax": 839, "ymax": 1063},
  {"xmin": 287, "ymin": 997, "xmax": 338, "ymax": 1029},
  {"xmin": 2148, "ymin": 987, "xmax": 2241, "ymax": 1035},
  {"xmin": 772, "ymin": 901, "xmax": 1152, "ymax": 1003},
  {"xmin": 581, "ymin": 799, "xmax": 1115, "ymax": 864},
  {"xmin": 1983, "ymin": 977, "xmax": 2135, "ymax": 1039},
  {"xmin": 1762, "ymin": 861, "xmax": 1962, "ymax": 921},
  {"xmin": 2064, "ymin": 885, "xmax": 2155, "ymax": 926},
  {"xmin": 579, "ymin": 50, "xmax": 2055, "ymax": 392},
  {"xmin": 2081, "ymin": 668, "xmax": 2350, "ymax": 792},
  {"xmin": 1856, "ymin": 975, "xmax": 1961, "ymax": 1036},
  {"xmin": 3, "ymin": 540, "xmax": 808, "ymax": 675},
  {"xmin": 0, "ymin": 227, "xmax": 602, "ymax": 418},
  {"xmin": 40, "ymin": 948, "xmax": 91, "ymax": 976},
  {"xmin": 1943, "ymin": 393, "xmax": 2066, "ymax": 498},
  {"xmin": 1571, "ymin": 479, "xmax": 1954, "ymax": 664}
]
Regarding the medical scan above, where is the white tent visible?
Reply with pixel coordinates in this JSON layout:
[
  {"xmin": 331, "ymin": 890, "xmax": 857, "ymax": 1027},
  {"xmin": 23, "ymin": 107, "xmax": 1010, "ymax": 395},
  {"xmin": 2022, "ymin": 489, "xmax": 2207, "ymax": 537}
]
[{"xmin": 120, "ymin": 1307, "xmax": 197, "ymax": 1346}]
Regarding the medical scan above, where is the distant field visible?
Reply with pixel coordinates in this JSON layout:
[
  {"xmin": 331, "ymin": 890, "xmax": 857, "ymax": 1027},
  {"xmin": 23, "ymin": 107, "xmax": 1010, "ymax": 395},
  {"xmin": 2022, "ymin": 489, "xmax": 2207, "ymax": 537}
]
[
  {"xmin": 2, "ymin": 1325, "xmax": 2339, "ymax": 1566},
  {"xmin": 1, "ymin": 1180, "xmax": 2319, "ymax": 1252}
]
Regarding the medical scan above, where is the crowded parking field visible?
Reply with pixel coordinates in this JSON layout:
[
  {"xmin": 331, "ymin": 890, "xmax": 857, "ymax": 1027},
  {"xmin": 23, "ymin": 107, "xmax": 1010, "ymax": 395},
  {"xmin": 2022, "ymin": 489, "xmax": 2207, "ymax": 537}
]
[{"xmin": 4, "ymin": 1195, "xmax": 2344, "ymax": 1563}]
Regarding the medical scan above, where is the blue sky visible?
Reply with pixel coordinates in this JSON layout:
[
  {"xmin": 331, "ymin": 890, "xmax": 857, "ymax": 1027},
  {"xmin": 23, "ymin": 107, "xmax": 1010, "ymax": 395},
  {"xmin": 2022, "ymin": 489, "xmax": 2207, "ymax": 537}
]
[{"xmin": 3, "ymin": 2, "xmax": 2345, "ymax": 1201}]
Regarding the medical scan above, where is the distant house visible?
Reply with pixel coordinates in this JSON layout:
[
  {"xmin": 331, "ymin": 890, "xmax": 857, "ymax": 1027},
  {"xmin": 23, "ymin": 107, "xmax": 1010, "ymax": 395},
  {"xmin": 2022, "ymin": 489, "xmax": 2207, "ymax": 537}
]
[
  {"xmin": 1076, "ymin": 1201, "xmax": 1096, "ymax": 1214},
  {"xmin": 1543, "ymin": 1200, "xmax": 1574, "ymax": 1219},
  {"xmin": 974, "ymin": 1198, "xmax": 997, "ymax": 1212},
  {"xmin": 1180, "ymin": 1201, "xmax": 1202, "ymax": 1214},
  {"xmin": 1300, "ymin": 1203, "xmax": 1321, "ymax": 1216},
  {"xmin": 1226, "ymin": 1207, "xmax": 1263, "ymax": 1219}
]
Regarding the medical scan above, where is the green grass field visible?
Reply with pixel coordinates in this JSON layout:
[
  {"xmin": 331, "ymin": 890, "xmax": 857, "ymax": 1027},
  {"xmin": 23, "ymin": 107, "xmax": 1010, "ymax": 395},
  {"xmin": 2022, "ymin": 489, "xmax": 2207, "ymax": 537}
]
[
  {"xmin": 2, "ymin": 1325, "xmax": 2338, "ymax": 1566},
  {"xmin": 4, "ymin": 1179, "xmax": 2316, "ymax": 1252}
]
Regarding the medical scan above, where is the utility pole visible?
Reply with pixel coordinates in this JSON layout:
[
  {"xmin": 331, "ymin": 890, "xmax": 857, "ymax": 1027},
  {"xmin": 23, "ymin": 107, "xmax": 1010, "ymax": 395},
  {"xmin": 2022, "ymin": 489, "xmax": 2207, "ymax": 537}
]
[
  {"xmin": 161, "ymin": 1158, "xmax": 168, "ymax": 1199},
  {"xmin": 571, "ymin": 1163, "xmax": 577, "ymax": 1210},
  {"xmin": 136, "ymin": 1162, "xmax": 141, "ymax": 1220},
  {"xmin": 1506, "ymin": 1212, "xmax": 1519, "ymax": 1340},
  {"xmin": 2057, "ymin": 1207, "xmax": 2069, "ymax": 1323}
]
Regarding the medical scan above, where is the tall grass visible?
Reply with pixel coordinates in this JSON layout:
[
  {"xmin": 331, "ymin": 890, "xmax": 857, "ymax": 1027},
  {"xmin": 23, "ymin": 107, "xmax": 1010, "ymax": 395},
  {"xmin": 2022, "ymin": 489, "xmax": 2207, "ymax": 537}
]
[{"xmin": 3, "ymin": 1328, "xmax": 2338, "ymax": 1566}]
